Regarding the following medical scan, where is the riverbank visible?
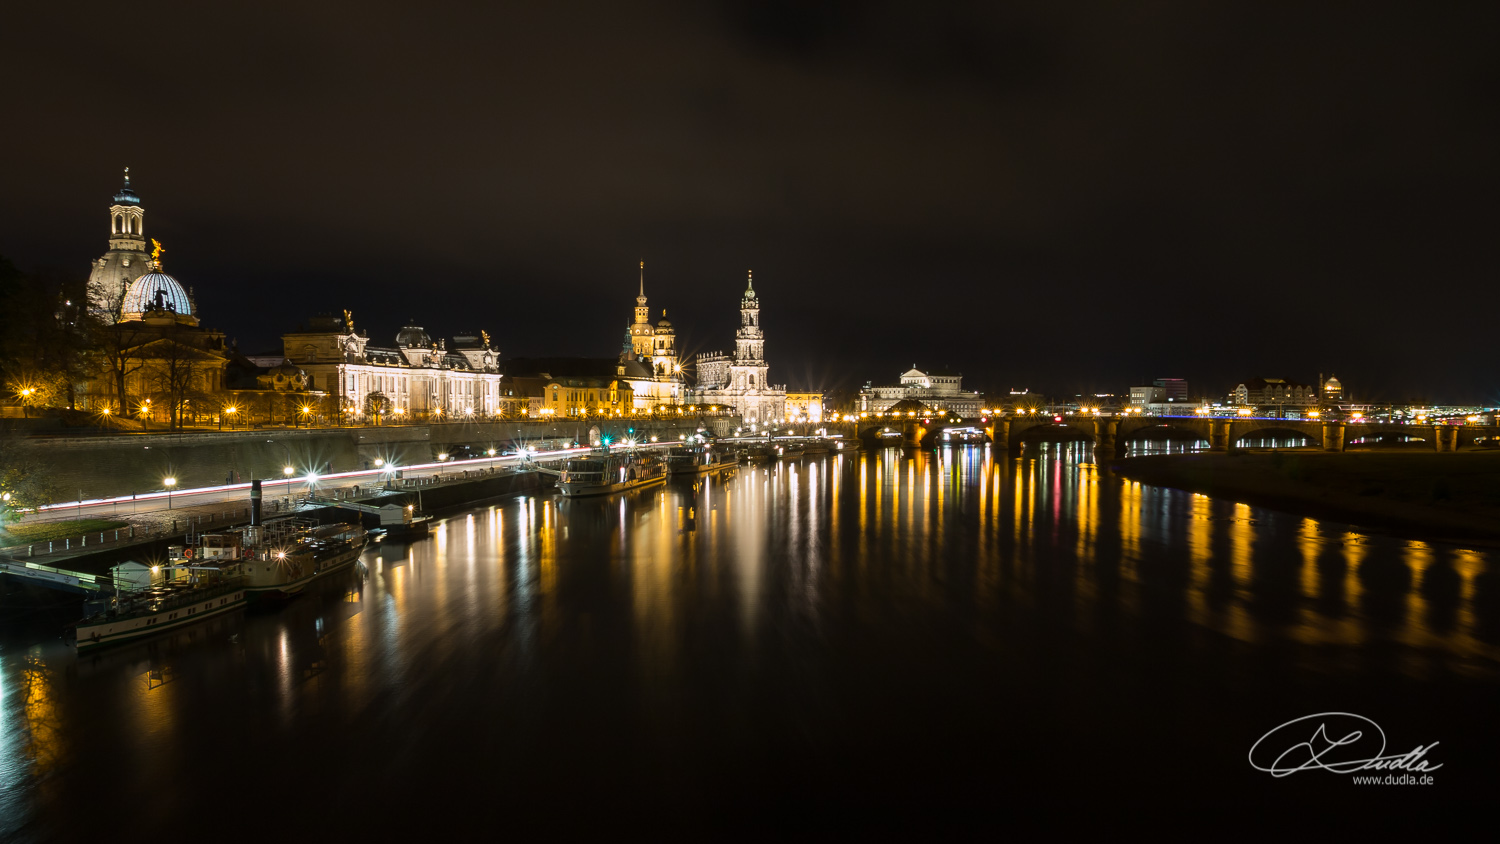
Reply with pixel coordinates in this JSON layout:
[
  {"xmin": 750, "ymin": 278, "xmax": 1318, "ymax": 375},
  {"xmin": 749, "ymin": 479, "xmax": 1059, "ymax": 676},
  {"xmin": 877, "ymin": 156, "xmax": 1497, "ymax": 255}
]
[{"xmin": 1111, "ymin": 450, "xmax": 1500, "ymax": 543}]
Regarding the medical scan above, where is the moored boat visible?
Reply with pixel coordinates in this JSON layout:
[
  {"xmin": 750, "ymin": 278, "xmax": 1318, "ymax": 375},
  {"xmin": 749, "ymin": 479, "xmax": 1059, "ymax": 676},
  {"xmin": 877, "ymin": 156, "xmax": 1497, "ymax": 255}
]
[
  {"xmin": 666, "ymin": 444, "xmax": 736, "ymax": 476},
  {"xmin": 740, "ymin": 445, "xmax": 775, "ymax": 465},
  {"xmin": 557, "ymin": 450, "xmax": 667, "ymax": 497},
  {"xmin": 71, "ymin": 562, "xmax": 246, "ymax": 652},
  {"xmin": 195, "ymin": 518, "xmax": 368, "ymax": 599}
]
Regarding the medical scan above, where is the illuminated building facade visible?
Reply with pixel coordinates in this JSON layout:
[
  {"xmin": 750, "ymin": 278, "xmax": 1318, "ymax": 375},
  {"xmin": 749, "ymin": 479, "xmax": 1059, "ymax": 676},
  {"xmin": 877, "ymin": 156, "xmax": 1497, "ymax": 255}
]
[
  {"xmin": 1230, "ymin": 377, "xmax": 1317, "ymax": 410},
  {"xmin": 860, "ymin": 366, "xmax": 982, "ymax": 416},
  {"xmin": 785, "ymin": 392, "xmax": 824, "ymax": 423},
  {"xmin": 281, "ymin": 313, "xmax": 503, "ymax": 420}
]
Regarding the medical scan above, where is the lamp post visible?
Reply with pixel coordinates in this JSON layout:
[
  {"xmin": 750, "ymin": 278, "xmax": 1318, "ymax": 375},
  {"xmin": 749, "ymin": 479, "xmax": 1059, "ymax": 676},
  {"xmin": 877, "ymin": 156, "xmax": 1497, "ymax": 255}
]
[
  {"xmin": 164, "ymin": 476, "xmax": 176, "ymax": 509},
  {"xmin": 19, "ymin": 387, "xmax": 33, "ymax": 419}
]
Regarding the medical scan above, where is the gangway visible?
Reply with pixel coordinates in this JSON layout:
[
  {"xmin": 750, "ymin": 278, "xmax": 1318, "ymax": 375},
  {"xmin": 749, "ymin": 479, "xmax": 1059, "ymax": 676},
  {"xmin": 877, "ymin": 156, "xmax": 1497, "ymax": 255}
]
[{"xmin": 0, "ymin": 560, "xmax": 106, "ymax": 593}]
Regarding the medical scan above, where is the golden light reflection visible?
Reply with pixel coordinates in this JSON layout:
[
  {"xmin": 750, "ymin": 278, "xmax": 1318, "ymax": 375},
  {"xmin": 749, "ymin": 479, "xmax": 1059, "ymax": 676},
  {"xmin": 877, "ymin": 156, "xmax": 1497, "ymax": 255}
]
[{"xmin": 17, "ymin": 653, "xmax": 63, "ymax": 776}]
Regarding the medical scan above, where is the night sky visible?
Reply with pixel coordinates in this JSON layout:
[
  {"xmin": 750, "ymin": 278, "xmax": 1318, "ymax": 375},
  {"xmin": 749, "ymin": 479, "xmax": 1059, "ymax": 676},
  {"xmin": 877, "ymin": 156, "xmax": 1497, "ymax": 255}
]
[{"xmin": 4, "ymin": 1, "xmax": 1496, "ymax": 402}]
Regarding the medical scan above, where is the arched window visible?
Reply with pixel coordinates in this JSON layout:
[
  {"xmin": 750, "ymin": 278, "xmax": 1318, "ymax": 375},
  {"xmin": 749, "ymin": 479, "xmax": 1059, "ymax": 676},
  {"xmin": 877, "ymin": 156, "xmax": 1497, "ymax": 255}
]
[{"xmin": 113, "ymin": 215, "xmax": 122, "ymax": 234}]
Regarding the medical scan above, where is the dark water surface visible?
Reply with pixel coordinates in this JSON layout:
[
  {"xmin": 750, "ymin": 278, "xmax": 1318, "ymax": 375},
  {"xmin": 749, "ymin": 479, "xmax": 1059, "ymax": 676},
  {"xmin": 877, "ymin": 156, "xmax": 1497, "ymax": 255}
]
[{"xmin": 3, "ymin": 446, "xmax": 1496, "ymax": 838}]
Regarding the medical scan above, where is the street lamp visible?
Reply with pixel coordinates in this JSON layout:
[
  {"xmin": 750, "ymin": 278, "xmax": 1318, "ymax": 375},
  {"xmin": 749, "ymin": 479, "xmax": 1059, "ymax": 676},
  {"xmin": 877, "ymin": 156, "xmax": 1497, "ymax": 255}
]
[
  {"xmin": 19, "ymin": 387, "xmax": 33, "ymax": 419},
  {"xmin": 164, "ymin": 476, "xmax": 176, "ymax": 509},
  {"xmin": 222, "ymin": 405, "xmax": 238, "ymax": 431}
]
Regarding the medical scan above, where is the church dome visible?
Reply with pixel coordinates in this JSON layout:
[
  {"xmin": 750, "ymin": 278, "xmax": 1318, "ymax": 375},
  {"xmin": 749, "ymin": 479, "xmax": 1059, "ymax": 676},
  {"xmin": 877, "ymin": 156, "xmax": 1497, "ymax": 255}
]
[
  {"xmin": 122, "ymin": 269, "xmax": 192, "ymax": 316},
  {"xmin": 113, "ymin": 169, "xmax": 142, "ymax": 206},
  {"xmin": 656, "ymin": 318, "xmax": 673, "ymax": 330},
  {"xmin": 396, "ymin": 323, "xmax": 431, "ymax": 348},
  {"xmin": 1324, "ymin": 375, "xmax": 1342, "ymax": 393}
]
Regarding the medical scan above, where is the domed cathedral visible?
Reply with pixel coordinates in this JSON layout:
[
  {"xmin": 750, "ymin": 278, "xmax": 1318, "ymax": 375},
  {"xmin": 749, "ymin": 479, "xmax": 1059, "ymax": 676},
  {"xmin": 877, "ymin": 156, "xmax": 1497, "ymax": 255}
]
[
  {"xmin": 619, "ymin": 262, "xmax": 685, "ymax": 410},
  {"xmin": 690, "ymin": 271, "xmax": 786, "ymax": 424},
  {"xmin": 81, "ymin": 194, "xmax": 229, "ymax": 428},
  {"xmin": 87, "ymin": 168, "xmax": 152, "ymax": 319}
]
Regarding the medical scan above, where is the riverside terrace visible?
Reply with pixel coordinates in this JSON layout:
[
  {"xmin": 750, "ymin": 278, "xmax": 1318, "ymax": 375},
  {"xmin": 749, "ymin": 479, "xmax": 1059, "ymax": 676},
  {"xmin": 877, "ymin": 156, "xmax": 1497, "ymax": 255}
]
[{"xmin": 825, "ymin": 411, "xmax": 1500, "ymax": 458}]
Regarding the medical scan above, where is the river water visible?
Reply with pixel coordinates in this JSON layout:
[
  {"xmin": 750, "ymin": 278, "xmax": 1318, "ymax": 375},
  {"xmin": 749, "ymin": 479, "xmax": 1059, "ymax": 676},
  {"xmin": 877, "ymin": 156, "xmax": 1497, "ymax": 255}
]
[{"xmin": 2, "ymin": 445, "xmax": 1495, "ymax": 837}]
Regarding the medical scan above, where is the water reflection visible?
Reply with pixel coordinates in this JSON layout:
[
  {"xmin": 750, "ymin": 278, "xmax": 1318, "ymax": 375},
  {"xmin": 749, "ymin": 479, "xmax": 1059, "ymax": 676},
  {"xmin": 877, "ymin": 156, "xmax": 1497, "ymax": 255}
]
[{"xmin": 0, "ymin": 444, "xmax": 1496, "ymax": 837}]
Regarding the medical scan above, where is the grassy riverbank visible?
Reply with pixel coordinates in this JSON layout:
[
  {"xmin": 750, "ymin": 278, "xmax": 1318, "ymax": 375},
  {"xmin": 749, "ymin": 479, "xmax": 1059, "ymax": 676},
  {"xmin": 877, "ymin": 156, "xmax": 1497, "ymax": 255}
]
[
  {"xmin": 0, "ymin": 518, "xmax": 129, "ymax": 547},
  {"xmin": 1112, "ymin": 450, "xmax": 1500, "ymax": 542}
]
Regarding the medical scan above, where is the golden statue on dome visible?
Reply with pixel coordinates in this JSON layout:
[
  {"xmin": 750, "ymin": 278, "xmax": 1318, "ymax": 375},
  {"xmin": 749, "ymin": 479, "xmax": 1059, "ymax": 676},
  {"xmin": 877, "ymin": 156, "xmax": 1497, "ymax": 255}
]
[{"xmin": 150, "ymin": 239, "xmax": 165, "ymax": 261}]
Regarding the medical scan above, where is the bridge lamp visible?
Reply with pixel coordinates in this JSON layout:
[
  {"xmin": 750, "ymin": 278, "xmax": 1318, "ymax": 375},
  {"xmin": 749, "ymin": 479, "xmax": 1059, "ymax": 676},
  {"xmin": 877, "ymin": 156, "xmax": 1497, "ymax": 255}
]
[
  {"xmin": 164, "ymin": 476, "xmax": 176, "ymax": 509},
  {"xmin": 1308, "ymin": 410, "xmax": 1321, "ymax": 419}
]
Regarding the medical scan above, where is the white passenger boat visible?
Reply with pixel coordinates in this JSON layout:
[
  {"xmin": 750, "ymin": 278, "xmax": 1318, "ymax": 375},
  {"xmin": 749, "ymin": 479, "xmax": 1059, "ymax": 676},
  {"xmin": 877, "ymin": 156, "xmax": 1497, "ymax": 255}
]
[
  {"xmin": 71, "ymin": 563, "xmax": 246, "ymax": 652},
  {"xmin": 557, "ymin": 451, "xmax": 667, "ymax": 497}
]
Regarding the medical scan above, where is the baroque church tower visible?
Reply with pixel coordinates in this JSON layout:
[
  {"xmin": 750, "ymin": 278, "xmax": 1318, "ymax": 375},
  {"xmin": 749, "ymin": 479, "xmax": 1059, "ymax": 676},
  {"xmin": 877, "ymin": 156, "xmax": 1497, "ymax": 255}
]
[
  {"xmin": 87, "ymin": 168, "xmax": 150, "ymax": 318},
  {"xmin": 629, "ymin": 261, "xmax": 653, "ymax": 358},
  {"xmin": 729, "ymin": 271, "xmax": 767, "ymax": 391}
]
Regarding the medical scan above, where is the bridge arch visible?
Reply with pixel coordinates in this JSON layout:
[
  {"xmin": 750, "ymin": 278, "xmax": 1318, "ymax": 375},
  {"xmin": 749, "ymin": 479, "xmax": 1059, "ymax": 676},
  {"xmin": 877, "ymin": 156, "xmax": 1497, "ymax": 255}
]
[
  {"xmin": 1013, "ymin": 422, "xmax": 1093, "ymax": 445},
  {"xmin": 1345, "ymin": 425, "xmax": 1428, "ymax": 447},
  {"xmin": 1117, "ymin": 422, "xmax": 1209, "ymax": 454},
  {"xmin": 1233, "ymin": 425, "xmax": 1319, "ymax": 448}
]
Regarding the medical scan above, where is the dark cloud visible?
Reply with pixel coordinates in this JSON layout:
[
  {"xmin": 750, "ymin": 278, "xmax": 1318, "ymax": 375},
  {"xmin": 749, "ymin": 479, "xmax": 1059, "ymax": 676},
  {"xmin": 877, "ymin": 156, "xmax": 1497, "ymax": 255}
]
[{"xmin": 2, "ymin": 0, "xmax": 1496, "ymax": 401}]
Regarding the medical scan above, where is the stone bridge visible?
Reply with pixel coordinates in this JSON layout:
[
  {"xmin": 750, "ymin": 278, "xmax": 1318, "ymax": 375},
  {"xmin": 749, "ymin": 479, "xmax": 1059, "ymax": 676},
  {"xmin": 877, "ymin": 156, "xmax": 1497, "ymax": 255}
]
[{"xmin": 828, "ymin": 414, "xmax": 1499, "ymax": 458}]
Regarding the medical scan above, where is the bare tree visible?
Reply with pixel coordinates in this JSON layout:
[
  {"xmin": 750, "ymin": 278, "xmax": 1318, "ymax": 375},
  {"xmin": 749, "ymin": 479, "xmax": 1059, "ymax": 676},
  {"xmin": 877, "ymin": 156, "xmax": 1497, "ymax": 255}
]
[
  {"xmin": 142, "ymin": 324, "xmax": 225, "ymax": 431},
  {"xmin": 0, "ymin": 423, "xmax": 58, "ymax": 523},
  {"xmin": 364, "ymin": 391, "xmax": 392, "ymax": 425}
]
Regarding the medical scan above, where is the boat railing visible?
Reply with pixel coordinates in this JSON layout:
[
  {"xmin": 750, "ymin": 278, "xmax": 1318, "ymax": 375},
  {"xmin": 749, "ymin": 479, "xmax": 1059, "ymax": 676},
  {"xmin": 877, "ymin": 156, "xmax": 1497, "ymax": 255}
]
[{"xmin": 110, "ymin": 573, "xmax": 248, "ymax": 616}]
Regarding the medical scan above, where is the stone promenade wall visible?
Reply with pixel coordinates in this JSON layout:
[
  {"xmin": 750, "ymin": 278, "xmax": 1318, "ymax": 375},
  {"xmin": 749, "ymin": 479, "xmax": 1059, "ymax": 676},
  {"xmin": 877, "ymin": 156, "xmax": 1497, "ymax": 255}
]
[{"xmin": 26, "ymin": 417, "xmax": 739, "ymax": 500}]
